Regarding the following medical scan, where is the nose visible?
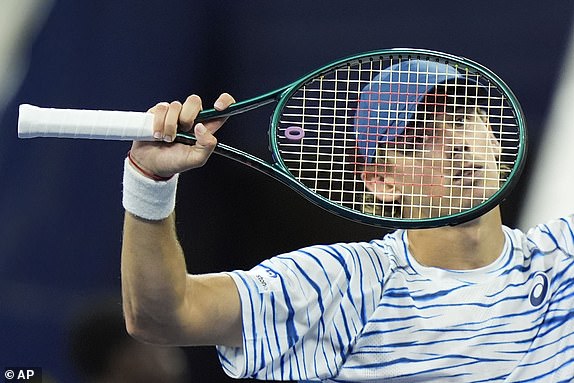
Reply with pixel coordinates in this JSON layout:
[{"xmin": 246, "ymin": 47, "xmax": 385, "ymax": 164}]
[{"xmin": 444, "ymin": 130, "xmax": 471, "ymax": 160}]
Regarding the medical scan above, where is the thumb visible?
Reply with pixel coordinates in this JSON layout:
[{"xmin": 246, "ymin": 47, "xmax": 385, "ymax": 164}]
[
  {"xmin": 187, "ymin": 123, "xmax": 218, "ymax": 168},
  {"xmin": 194, "ymin": 123, "xmax": 217, "ymax": 147}
]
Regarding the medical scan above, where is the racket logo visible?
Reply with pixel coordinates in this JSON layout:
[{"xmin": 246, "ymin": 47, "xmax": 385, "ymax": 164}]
[
  {"xmin": 529, "ymin": 272, "xmax": 549, "ymax": 307},
  {"xmin": 285, "ymin": 126, "xmax": 305, "ymax": 141}
]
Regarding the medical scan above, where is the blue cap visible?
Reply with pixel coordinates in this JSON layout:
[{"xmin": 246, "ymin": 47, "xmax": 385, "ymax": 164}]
[{"xmin": 354, "ymin": 59, "xmax": 465, "ymax": 162}]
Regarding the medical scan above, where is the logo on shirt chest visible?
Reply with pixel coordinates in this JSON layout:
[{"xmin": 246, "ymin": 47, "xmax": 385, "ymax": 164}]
[{"xmin": 529, "ymin": 272, "xmax": 549, "ymax": 307}]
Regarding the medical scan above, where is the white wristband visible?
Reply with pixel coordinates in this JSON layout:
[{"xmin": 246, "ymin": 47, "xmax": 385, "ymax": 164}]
[{"xmin": 122, "ymin": 157, "xmax": 179, "ymax": 220}]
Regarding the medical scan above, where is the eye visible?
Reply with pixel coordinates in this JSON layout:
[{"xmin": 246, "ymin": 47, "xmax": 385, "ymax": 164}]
[
  {"xmin": 454, "ymin": 114, "xmax": 465, "ymax": 124},
  {"xmin": 415, "ymin": 125, "xmax": 434, "ymax": 143}
]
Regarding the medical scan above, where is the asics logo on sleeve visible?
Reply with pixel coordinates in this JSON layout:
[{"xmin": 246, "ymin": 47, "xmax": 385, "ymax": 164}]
[
  {"xmin": 529, "ymin": 272, "xmax": 549, "ymax": 307},
  {"xmin": 248, "ymin": 265, "xmax": 282, "ymax": 294}
]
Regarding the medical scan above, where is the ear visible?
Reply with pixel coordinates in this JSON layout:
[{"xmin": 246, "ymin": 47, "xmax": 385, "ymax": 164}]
[{"xmin": 361, "ymin": 165, "xmax": 401, "ymax": 203}]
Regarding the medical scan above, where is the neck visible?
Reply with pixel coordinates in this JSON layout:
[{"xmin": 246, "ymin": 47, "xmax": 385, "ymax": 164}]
[{"xmin": 406, "ymin": 208, "xmax": 505, "ymax": 270}]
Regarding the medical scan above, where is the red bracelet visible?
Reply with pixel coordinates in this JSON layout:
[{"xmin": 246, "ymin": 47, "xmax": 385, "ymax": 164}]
[{"xmin": 127, "ymin": 151, "xmax": 174, "ymax": 181}]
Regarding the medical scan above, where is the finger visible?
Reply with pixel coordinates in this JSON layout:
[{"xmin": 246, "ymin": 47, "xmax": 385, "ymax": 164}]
[
  {"xmin": 179, "ymin": 94, "xmax": 203, "ymax": 132},
  {"xmin": 214, "ymin": 92, "xmax": 236, "ymax": 111},
  {"xmin": 204, "ymin": 93, "xmax": 236, "ymax": 133},
  {"xmin": 163, "ymin": 101, "xmax": 182, "ymax": 143},
  {"xmin": 150, "ymin": 102, "xmax": 169, "ymax": 140}
]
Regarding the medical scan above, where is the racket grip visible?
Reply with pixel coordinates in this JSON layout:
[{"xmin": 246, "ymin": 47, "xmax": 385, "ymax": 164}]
[{"xmin": 17, "ymin": 104, "xmax": 156, "ymax": 141}]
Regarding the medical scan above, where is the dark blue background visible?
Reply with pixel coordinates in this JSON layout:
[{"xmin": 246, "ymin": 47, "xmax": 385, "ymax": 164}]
[{"xmin": 1, "ymin": 1, "xmax": 573, "ymax": 381}]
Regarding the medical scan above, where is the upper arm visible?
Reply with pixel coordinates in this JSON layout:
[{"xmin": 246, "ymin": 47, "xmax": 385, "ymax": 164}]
[
  {"xmin": 130, "ymin": 272, "xmax": 243, "ymax": 348},
  {"xmin": 181, "ymin": 272, "xmax": 243, "ymax": 347}
]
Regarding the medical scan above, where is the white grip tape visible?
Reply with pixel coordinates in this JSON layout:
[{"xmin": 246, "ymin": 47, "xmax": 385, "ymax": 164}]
[{"xmin": 18, "ymin": 104, "xmax": 155, "ymax": 141}]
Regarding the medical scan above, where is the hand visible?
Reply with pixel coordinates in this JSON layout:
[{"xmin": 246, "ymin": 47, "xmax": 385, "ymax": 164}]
[{"xmin": 129, "ymin": 93, "xmax": 235, "ymax": 178}]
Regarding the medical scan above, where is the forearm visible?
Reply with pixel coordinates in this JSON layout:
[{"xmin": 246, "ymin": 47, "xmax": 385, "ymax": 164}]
[
  {"xmin": 121, "ymin": 211, "xmax": 189, "ymax": 343},
  {"xmin": 119, "ymin": 93, "xmax": 242, "ymax": 347}
]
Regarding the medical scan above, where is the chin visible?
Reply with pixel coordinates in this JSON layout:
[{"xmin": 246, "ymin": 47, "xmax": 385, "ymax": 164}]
[
  {"xmin": 452, "ymin": 207, "xmax": 500, "ymax": 228},
  {"xmin": 452, "ymin": 216, "xmax": 483, "ymax": 228}
]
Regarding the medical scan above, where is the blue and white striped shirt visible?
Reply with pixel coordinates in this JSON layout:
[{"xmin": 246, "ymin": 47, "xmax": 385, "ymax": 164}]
[{"xmin": 218, "ymin": 216, "xmax": 574, "ymax": 382}]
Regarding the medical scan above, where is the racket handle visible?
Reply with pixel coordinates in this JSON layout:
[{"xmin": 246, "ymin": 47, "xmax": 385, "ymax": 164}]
[{"xmin": 17, "ymin": 104, "xmax": 156, "ymax": 141}]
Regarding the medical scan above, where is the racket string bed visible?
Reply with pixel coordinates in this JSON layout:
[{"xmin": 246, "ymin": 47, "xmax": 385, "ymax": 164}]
[{"xmin": 275, "ymin": 54, "xmax": 522, "ymax": 223}]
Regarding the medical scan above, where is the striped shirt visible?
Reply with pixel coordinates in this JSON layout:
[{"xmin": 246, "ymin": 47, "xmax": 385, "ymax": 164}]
[{"xmin": 217, "ymin": 216, "xmax": 574, "ymax": 382}]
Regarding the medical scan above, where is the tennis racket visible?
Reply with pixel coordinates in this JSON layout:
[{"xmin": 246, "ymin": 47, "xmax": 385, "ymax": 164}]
[{"xmin": 18, "ymin": 48, "xmax": 527, "ymax": 228}]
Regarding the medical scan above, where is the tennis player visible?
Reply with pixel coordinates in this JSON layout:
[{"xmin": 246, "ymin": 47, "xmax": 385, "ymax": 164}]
[{"xmin": 121, "ymin": 78, "xmax": 574, "ymax": 380}]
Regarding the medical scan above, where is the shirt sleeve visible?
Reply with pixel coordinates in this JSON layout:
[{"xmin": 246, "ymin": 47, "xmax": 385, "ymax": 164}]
[
  {"xmin": 526, "ymin": 214, "xmax": 574, "ymax": 256},
  {"xmin": 216, "ymin": 241, "xmax": 386, "ymax": 381}
]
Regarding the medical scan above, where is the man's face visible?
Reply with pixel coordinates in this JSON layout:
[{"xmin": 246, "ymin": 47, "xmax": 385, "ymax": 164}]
[{"xmin": 369, "ymin": 106, "xmax": 503, "ymax": 219}]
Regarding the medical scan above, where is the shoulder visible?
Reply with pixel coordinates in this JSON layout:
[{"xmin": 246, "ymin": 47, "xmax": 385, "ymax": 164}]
[
  {"xmin": 504, "ymin": 215, "xmax": 574, "ymax": 265},
  {"xmin": 238, "ymin": 230, "xmax": 405, "ymax": 292},
  {"xmin": 523, "ymin": 215, "xmax": 574, "ymax": 252},
  {"xmin": 279, "ymin": 230, "xmax": 404, "ymax": 266},
  {"xmin": 269, "ymin": 230, "xmax": 406, "ymax": 283}
]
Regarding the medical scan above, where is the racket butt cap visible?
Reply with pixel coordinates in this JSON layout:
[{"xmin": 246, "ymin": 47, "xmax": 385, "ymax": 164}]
[{"xmin": 18, "ymin": 104, "xmax": 41, "ymax": 138}]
